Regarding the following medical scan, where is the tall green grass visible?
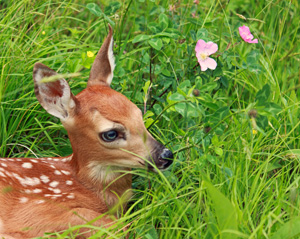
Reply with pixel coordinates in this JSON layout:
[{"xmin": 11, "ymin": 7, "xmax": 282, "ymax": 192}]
[{"xmin": 0, "ymin": 0, "xmax": 299, "ymax": 238}]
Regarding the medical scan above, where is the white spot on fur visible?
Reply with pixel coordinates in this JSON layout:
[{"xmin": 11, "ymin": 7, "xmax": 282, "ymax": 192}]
[
  {"xmin": 0, "ymin": 163, "xmax": 7, "ymax": 167},
  {"xmin": 35, "ymin": 200, "xmax": 45, "ymax": 204},
  {"xmin": 0, "ymin": 172, "xmax": 5, "ymax": 177},
  {"xmin": 61, "ymin": 170, "xmax": 70, "ymax": 175},
  {"xmin": 53, "ymin": 189, "xmax": 61, "ymax": 194},
  {"xmin": 40, "ymin": 175, "xmax": 50, "ymax": 183},
  {"xmin": 7, "ymin": 158, "xmax": 14, "ymax": 161},
  {"xmin": 54, "ymin": 170, "xmax": 62, "ymax": 175},
  {"xmin": 22, "ymin": 162, "xmax": 33, "ymax": 169},
  {"xmin": 49, "ymin": 181, "xmax": 59, "ymax": 187},
  {"xmin": 62, "ymin": 156, "xmax": 72, "ymax": 162},
  {"xmin": 0, "ymin": 158, "xmax": 6, "ymax": 161},
  {"xmin": 66, "ymin": 180, "xmax": 73, "ymax": 185},
  {"xmin": 24, "ymin": 189, "xmax": 31, "ymax": 194},
  {"xmin": 0, "ymin": 168, "xmax": 4, "ymax": 172},
  {"xmin": 49, "ymin": 187, "xmax": 61, "ymax": 194},
  {"xmin": 51, "ymin": 195, "xmax": 62, "ymax": 199},
  {"xmin": 20, "ymin": 197, "xmax": 29, "ymax": 203},
  {"xmin": 20, "ymin": 177, "xmax": 40, "ymax": 186},
  {"xmin": 12, "ymin": 173, "xmax": 20, "ymax": 178},
  {"xmin": 30, "ymin": 159, "xmax": 38, "ymax": 163},
  {"xmin": 33, "ymin": 189, "xmax": 42, "ymax": 193},
  {"xmin": 67, "ymin": 193, "xmax": 75, "ymax": 199},
  {"xmin": 53, "ymin": 158, "xmax": 59, "ymax": 162},
  {"xmin": 16, "ymin": 158, "xmax": 22, "ymax": 161}
]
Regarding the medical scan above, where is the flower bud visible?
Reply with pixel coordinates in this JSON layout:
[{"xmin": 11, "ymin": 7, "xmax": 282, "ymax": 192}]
[
  {"xmin": 193, "ymin": 89, "xmax": 200, "ymax": 96},
  {"xmin": 248, "ymin": 109, "xmax": 257, "ymax": 119}
]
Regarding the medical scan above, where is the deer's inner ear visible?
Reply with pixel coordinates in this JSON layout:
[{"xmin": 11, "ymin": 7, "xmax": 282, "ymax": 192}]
[
  {"xmin": 33, "ymin": 63, "xmax": 75, "ymax": 120},
  {"xmin": 87, "ymin": 24, "xmax": 115, "ymax": 88}
]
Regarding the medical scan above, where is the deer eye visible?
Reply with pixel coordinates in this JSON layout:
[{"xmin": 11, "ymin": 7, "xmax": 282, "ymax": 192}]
[{"xmin": 100, "ymin": 130, "xmax": 118, "ymax": 142}]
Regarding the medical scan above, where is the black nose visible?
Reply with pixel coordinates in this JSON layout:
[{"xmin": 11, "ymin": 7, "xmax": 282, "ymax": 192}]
[
  {"xmin": 159, "ymin": 148, "xmax": 173, "ymax": 169},
  {"xmin": 161, "ymin": 148, "xmax": 173, "ymax": 160}
]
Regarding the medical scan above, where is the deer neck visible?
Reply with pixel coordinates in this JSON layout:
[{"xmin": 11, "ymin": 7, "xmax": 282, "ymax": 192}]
[{"xmin": 69, "ymin": 152, "xmax": 132, "ymax": 210}]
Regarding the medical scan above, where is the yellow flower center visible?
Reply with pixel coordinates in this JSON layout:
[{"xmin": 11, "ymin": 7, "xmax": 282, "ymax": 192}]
[
  {"xmin": 42, "ymin": 31, "xmax": 46, "ymax": 35},
  {"xmin": 199, "ymin": 52, "xmax": 208, "ymax": 60},
  {"xmin": 87, "ymin": 51, "xmax": 94, "ymax": 58}
]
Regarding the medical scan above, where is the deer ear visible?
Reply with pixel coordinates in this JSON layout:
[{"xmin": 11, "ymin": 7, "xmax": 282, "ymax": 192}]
[
  {"xmin": 33, "ymin": 63, "xmax": 76, "ymax": 120},
  {"xmin": 87, "ymin": 24, "xmax": 115, "ymax": 87}
]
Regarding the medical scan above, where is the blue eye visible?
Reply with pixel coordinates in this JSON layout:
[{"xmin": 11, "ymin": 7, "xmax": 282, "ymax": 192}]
[{"xmin": 101, "ymin": 130, "xmax": 118, "ymax": 142}]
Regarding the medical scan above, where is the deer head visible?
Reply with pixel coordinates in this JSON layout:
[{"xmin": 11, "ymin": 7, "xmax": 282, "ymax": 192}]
[{"xmin": 33, "ymin": 25, "xmax": 173, "ymax": 180}]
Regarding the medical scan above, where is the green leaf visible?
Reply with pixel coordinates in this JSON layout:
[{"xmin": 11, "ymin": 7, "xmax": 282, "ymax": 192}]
[
  {"xmin": 86, "ymin": 3, "xmax": 115, "ymax": 26},
  {"xmin": 256, "ymin": 114, "xmax": 268, "ymax": 129},
  {"xmin": 175, "ymin": 102, "xmax": 200, "ymax": 118},
  {"xmin": 86, "ymin": 3, "xmax": 102, "ymax": 17},
  {"xmin": 142, "ymin": 80, "xmax": 152, "ymax": 102},
  {"xmin": 196, "ymin": 28, "xmax": 209, "ymax": 41},
  {"xmin": 144, "ymin": 118, "xmax": 154, "ymax": 128},
  {"xmin": 147, "ymin": 22, "xmax": 158, "ymax": 33},
  {"xmin": 143, "ymin": 110, "xmax": 154, "ymax": 119},
  {"xmin": 145, "ymin": 224, "xmax": 159, "ymax": 239},
  {"xmin": 148, "ymin": 38, "xmax": 163, "ymax": 51},
  {"xmin": 211, "ymin": 106, "xmax": 230, "ymax": 123},
  {"xmin": 204, "ymin": 180, "xmax": 238, "ymax": 239},
  {"xmin": 159, "ymin": 13, "xmax": 169, "ymax": 29},
  {"xmin": 211, "ymin": 134, "xmax": 219, "ymax": 145},
  {"xmin": 270, "ymin": 217, "xmax": 300, "ymax": 239},
  {"xmin": 248, "ymin": 63, "xmax": 262, "ymax": 74},
  {"xmin": 132, "ymin": 34, "xmax": 151, "ymax": 43},
  {"xmin": 246, "ymin": 50, "xmax": 261, "ymax": 74},
  {"xmin": 168, "ymin": 93, "xmax": 185, "ymax": 102},
  {"xmin": 247, "ymin": 50, "xmax": 260, "ymax": 64},
  {"xmin": 256, "ymin": 84, "xmax": 271, "ymax": 104},
  {"xmin": 214, "ymin": 147, "xmax": 223, "ymax": 156},
  {"xmin": 178, "ymin": 80, "xmax": 191, "ymax": 94},
  {"xmin": 264, "ymin": 102, "xmax": 282, "ymax": 116},
  {"xmin": 104, "ymin": 1, "xmax": 121, "ymax": 15},
  {"xmin": 199, "ymin": 82, "xmax": 218, "ymax": 92},
  {"xmin": 206, "ymin": 154, "xmax": 219, "ymax": 165}
]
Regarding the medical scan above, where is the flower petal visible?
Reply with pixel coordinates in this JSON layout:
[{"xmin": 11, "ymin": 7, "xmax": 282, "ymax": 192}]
[
  {"xmin": 204, "ymin": 57, "xmax": 217, "ymax": 70},
  {"xmin": 195, "ymin": 39, "xmax": 206, "ymax": 53},
  {"xmin": 239, "ymin": 25, "xmax": 258, "ymax": 44},
  {"xmin": 205, "ymin": 41, "xmax": 218, "ymax": 55},
  {"xmin": 198, "ymin": 60, "xmax": 208, "ymax": 71}
]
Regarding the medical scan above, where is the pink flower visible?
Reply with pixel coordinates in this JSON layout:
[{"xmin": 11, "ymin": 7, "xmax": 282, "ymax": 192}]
[
  {"xmin": 193, "ymin": 0, "xmax": 200, "ymax": 4},
  {"xmin": 195, "ymin": 39, "xmax": 218, "ymax": 71},
  {"xmin": 238, "ymin": 25, "xmax": 258, "ymax": 44}
]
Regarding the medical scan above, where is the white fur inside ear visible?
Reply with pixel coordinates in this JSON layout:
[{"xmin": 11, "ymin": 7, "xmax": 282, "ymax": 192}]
[
  {"xmin": 34, "ymin": 69, "xmax": 75, "ymax": 120},
  {"xmin": 106, "ymin": 36, "xmax": 115, "ymax": 85}
]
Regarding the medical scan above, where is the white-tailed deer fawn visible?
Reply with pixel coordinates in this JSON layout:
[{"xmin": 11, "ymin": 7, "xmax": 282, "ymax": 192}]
[{"xmin": 0, "ymin": 25, "xmax": 173, "ymax": 238}]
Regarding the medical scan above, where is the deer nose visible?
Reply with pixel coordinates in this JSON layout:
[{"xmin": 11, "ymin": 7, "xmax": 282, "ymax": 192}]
[{"xmin": 158, "ymin": 148, "xmax": 173, "ymax": 169}]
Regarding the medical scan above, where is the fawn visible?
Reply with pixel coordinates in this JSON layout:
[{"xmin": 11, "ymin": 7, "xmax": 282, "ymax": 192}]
[{"xmin": 0, "ymin": 25, "xmax": 173, "ymax": 238}]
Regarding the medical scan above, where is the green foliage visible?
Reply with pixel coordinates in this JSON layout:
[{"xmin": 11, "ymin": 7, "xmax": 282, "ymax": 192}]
[{"xmin": 0, "ymin": 0, "xmax": 300, "ymax": 238}]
